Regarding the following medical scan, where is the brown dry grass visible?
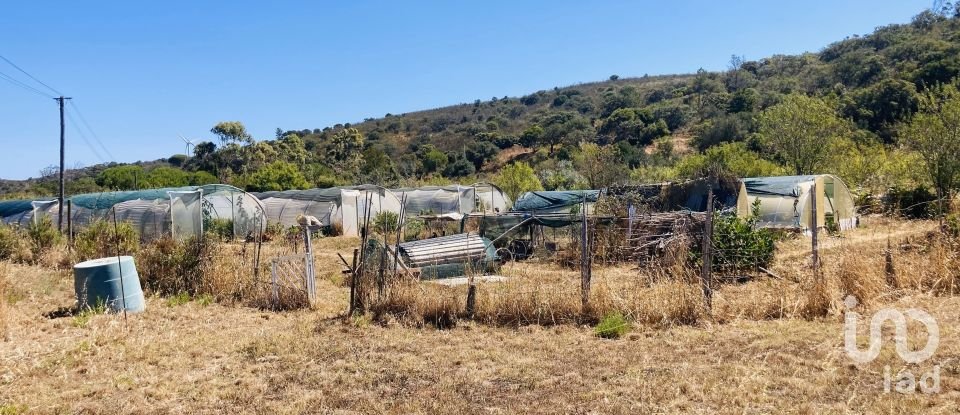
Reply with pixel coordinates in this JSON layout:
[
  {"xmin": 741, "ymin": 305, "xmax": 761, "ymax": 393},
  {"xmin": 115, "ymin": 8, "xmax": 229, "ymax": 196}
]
[
  {"xmin": 2, "ymin": 257, "xmax": 959, "ymax": 413},
  {"xmin": 3, "ymin": 217, "xmax": 960, "ymax": 413}
]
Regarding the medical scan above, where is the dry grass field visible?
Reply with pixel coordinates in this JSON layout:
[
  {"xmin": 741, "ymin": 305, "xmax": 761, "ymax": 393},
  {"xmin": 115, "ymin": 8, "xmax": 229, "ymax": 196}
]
[{"xmin": 2, "ymin": 217, "xmax": 960, "ymax": 414}]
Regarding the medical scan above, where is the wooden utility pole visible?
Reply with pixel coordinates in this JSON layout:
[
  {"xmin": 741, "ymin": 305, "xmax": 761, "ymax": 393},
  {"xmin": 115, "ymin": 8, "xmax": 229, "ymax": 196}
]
[
  {"xmin": 810, "ymin": 183, "xmax": 819, "ymax": 275},
  {"xmin": 55, "ymin": 96, "xmax": 72, "ymax": 233},
  {"xmin": 700, "ymin": 185, "xmax": 714, "ymax": 310},
  {"xmin": 580, "ymin": 197, "xmax": 592, "ymax": 311}
]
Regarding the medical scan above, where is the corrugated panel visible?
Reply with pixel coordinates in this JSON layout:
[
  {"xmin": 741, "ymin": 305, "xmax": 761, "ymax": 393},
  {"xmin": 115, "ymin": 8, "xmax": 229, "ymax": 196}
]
[{"xmin": 399, "ymin": 233, "xmax": 493, "ymax": 268}]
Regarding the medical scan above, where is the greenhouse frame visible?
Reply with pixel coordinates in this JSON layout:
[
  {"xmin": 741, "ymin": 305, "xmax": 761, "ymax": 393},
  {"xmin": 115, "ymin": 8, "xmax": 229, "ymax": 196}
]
[
  {"xmin": 392, "ymin": 183, "xmax": 512, "ymax": 220},
  {"xmin": 254, "ymin": 185, "xmax": 402, "ymax": 237},
  {"xmin": 511, "ymin": 190, "xmax": 602, "ymax": 214},
  {"xmin": 0, "ymin": 184, "xmax": 266, "ymax": 241},
  {"xmin": 738, "ymin": 174, "xmax": 857, "ymax": 232}
]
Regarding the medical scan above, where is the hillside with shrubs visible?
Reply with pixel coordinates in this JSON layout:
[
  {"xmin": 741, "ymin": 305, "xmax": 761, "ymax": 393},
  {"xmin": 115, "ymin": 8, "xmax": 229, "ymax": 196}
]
[{"xmin": 5, "ymin": 7, "xmax": 960, "ymax": 208}]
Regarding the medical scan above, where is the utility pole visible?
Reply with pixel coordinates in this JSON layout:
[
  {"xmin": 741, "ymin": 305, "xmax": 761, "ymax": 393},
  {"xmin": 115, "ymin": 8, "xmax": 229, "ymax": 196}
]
[{"xmin": 56, "ymin": 96, "xmax": 72, "ymax": 233}]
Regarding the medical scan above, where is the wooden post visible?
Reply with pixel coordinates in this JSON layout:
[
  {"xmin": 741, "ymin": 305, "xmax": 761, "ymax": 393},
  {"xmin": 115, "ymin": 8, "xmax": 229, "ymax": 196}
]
[
  {"xmin": 66, "ymin": 199, "xmax": 73, "ymax": 246},
  {"xmin": 349, "ymin": 248, "xmax": 359, "ymax": 315},
  {"xmin": 885, "ymin": 237, "xmax": 897, "ymax": 288},
  {"xmin": 700, "ymin": 184, "xmax": 714, "ymax": 311},
  {"xmin": 810, "ymin": 183, "xmax": 820, "ymax": 276},
  {"xmin": 580, "ymin": 197, "xmax": 592, "ymax": 311},
  {"xmin": 465, "ymin": 278, "xmax": 477, "ymax": 319}
]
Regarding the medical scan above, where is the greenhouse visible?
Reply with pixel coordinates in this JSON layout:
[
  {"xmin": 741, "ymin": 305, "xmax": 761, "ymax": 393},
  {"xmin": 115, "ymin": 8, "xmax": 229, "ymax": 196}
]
[
  {"xmin": 254, "ymin": 185, "xmax": 402, "ymax": 237},
  {"xmin": 0, "ymin": 184, "xmax": 265, "ymax": 241},
  {"xmin": 511, "ymin": 190, "xmax": 602, "ymax": 214},
  {"xmin": 739, "ymin": 174, "xmax": 857, "ymax": 232},
  {"xmin": 391, "ymin": 183, "xmax": 512, "ymax": 220},
  {"xmin": 0, "ymin": 199, "xmax": 56, "ymax": 227}
]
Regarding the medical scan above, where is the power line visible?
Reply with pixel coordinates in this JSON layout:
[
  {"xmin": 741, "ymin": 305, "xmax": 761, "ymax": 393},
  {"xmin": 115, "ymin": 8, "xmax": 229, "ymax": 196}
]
[
  {"xmin": 64, "ymin": 108, "xmax": 107, "ymax": 163},
  {"xmin": 67, "ymin": 100, "xmax": 115, "ymax": 161},
  {"xmin": 0, "ymin": 54, "xmax": 62, "ymax": 96},
  {"xmin": 0, "ymin": 68, "xmax": 55, "ymax": 98}
]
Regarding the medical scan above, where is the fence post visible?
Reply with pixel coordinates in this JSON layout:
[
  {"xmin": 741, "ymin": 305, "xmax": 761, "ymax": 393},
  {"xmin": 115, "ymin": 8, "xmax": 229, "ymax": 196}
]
[
  {"xmin": 811, "ymin": 183, "xmax": 819, "ymax": 277},
  {"xmin": 580, "ymin": 198, "xmax": 592, "ymax": 311},
  {"xmin": 66, "ymin": 199, "xmax": 73, "ymax": 247},
  {"xmin": 885, "ymin": 237, "xmax": 897, "ymax": 288},
  {"xmin": 271, "ymin": 260, "xmax": 279, "ymax": 307},
  {"xmin": 466, "ymin": 276, "xmax": 476, "ymax": 319},
  {"xmin": 700, "ymin": 184, "xmax": 714, "ymax": 311},
  {"xmin": 303, "ymin": 227, "xmax": 316, "ymax": 305},
  {"xmin": 349, "ymin": 248, "xmax": 359, "ymax": 315}
]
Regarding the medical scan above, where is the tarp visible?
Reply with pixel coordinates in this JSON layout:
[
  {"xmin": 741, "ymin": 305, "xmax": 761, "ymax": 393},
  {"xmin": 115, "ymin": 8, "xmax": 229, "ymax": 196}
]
[
  {"xmin": 739, "ymin": 175, "xmax": 857, "ymax": 232},
  {"xmin": 0, "ymin": 199, "xmax": 43, "ymax": 218},
  {"xmin": 742, "ymin": 175, "xmax": 818, "ymax": 198},
  {"xmin": 511, "ymin": 190, "xmax": 600, "ymax": 213}
]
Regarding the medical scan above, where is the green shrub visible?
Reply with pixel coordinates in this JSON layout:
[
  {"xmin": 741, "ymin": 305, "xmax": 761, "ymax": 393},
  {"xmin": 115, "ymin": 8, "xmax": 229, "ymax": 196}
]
[
  {"xmin": 205, "ymin": 219, "xmax": 234, "ymax": 240},
  {"xmin": 137, "ymin": 236, "xmax": 216, "ymax": 296},
  {"xmin": 595, "ymin": 312, "xmax": 630, "ymax": 339},
  {"xmin": 0, "ymin": 226, "xmax": 31, "ymax": 263},
  {"xmin": 372, "ymin": 211, "xmax": 400, "ymax": 235},
  {"xmin": 74, "ymin": 220, "xmax": 139, "ymax": 261},
  {"xmin": 709, "ymin": 211, "xmax": 776, "ymax": 272},
  {"xmin": 26, "ymin": 216, "xmax": 61, "ymax": 257}
]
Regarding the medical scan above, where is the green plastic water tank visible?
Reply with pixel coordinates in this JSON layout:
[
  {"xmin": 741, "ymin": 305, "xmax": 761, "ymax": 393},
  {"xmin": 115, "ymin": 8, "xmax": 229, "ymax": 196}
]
[{"xmin": 73, "ymin": 256, "xmax": 146, "ymax": 313}]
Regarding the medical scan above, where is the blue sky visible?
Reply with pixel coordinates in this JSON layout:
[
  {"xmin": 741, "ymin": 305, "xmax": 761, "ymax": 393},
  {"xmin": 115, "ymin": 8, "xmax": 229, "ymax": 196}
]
[{"xmin": 0, "ymin": 0, "xmax": 931, "ymax": 179}]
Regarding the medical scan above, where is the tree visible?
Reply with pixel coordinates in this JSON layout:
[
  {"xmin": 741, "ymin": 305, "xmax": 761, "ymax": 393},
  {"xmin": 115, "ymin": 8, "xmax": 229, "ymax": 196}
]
[
  {"xmin": 519, "ymin": 125, "xmax": 544, "ymax": 148},
  {"xmin": 210, "ymin": 121, "xmax": 253, "ymax": 146},
  {"xmin": 465, "ymin": 141, "xmax": 499, "ymax": 170},
  {"xmin": 242, "ymin": 161, "xmax": 309, "ymax": 192},
  {"xmin": 329, "ymin": 128, "xmax": 365, "ymax": 177},
  {"xmin": 494, "ymin": 162, "xmax": 543, "ymax": 201},
  {"xmin": 360, "ymin": 146, "xmax": 398, "ymax": 185},
  {"xmin": 757, "ymin": 94, "xmax": 848, "ymax": 175},
  {"xmin": 146, "ymin": 166, "xmax": 191, "ymax": 188},
  {"xmin": 417, "ymin": 145, "xmax": 448, "ymax": 176},
  {"xmin": 275, "ymin": 134, "xmax": 309, "ymax": 167},
  {"xmin": 97, "ymin": 165, "xmax": 146, "ymax": 190},
  {"xmin": 443, "ymin": 155, "xmax": 476, "ymax": 178},
  {"xmin": 675, "ymin": 142, "xmax": 784, "ymax": 179},
  {"xmin": 901, "ymin": 83, "xmax": 960, "ymax": 214},
  {"xmin": 573, "ymin": 143, "xmax": 629, "ymax": 189}
]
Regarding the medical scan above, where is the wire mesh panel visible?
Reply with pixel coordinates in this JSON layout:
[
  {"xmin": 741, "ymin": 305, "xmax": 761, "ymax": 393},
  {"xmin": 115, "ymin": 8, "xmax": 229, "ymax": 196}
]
[
  {"xmin": 269, "ymin": 252, "xmax": 316, "ymax": 307},
  {"xmin": 169, "ymin": 190, "xmax": 203, "ymax": 241}
]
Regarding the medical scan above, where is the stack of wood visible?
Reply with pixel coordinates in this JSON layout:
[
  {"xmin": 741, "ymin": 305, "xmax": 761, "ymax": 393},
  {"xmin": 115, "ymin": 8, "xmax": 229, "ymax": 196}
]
[{"xmin": 622, "ymin": 211, "xmax": 706, "ymax": 265}]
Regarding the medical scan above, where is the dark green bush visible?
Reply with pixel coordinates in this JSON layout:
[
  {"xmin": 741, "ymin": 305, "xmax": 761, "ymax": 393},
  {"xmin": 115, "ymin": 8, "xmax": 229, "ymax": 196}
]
[
  {"xmin": 74, "ymin": 220, "xmax": 139, "ymax": 261},
  {"xmin": 884, "ymin": 186, "xmax": 937, "ymax": 219},
  {"xmin": 708, "ymin": 204, "xmax": 776, "ymax": 272}
]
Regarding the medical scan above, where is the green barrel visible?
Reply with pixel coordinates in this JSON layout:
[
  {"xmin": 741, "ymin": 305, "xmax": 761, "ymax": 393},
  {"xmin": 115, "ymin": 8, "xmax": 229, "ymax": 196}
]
[{"xmin": 73, "ymin": 256, "xmax": 146, "ymax": 313}]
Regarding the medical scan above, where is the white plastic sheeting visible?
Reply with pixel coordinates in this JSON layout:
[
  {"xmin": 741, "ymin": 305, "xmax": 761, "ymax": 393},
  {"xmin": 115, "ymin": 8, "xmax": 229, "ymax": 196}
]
[
  {"xmin": 739, "ymin": 175, "xmax": 857, "ymax": 232},
  {"xmin": 255, "ymin": 185, "xmax": 402, "ymax": 237}
]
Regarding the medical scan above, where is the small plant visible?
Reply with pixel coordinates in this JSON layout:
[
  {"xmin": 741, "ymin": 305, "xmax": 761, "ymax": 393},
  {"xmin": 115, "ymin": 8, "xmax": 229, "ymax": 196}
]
[
  {"xmin": 195, "ymin": 294, "xmax": 214, "ymax": 307},
  {"xmin": 0, "ymin": 404, "xmax": 28, "ymax": 415},
  {"xmin": 72, "ymin": 301, "xmax": 107, "ymax": 328},
  {"xmin": 594, "ymin": 312, "xmax": 630, "ymax": 339},
  {"xmin": 74, "ymin": 220, "xmax": 139, "ymax": 261},
  {"xmin": 166, "ymin": 292, "xmax": 191, "ymax": 307}
]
